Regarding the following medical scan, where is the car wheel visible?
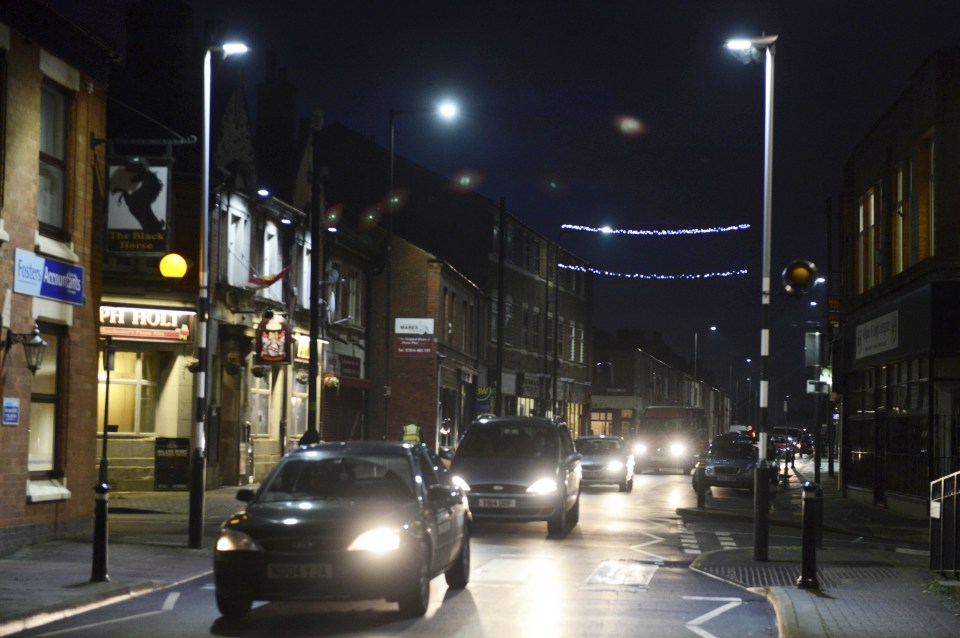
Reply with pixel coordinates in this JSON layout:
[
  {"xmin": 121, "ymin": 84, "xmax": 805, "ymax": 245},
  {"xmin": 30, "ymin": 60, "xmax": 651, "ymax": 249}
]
[
  {"xmin": 444, "ymin": 526, "xmax": 470, "ymax": 589},
  {"xmin": 398, "ymin": 542, "xmax": 431, "ymax": 617},
  {"xmin": 216, "ymin": 591, "xmax": 252, "ymax": 618},
  {"xmin": 547, "ymin": 491, "xmax": 568, "ymax": 535},
  {"xmin": 568, "ymin": 491, "xmax": 580, "ymax": 528},
  {"xmin": 619, "ymin": 473, "xmax": 631, "ymax": 492},
  {"xmin": 624, "ymin": 475, "xmax": 634, "ymax": 493}
]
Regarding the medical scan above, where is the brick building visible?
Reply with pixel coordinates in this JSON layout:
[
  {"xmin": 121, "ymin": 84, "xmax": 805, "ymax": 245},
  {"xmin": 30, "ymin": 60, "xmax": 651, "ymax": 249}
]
[{"xmin": 0, "ymin": 2, "xmax": 113, "ymax": 552}]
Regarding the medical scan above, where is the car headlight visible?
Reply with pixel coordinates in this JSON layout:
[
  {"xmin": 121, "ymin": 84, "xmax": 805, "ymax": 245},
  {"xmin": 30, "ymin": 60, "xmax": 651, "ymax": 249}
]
[
  {"xmin": 216, "ymin": 529, "xmax": 261, "ymax": 552},
  {"xmin": 669, "ymin": 443, "xmax": 686, "ymax": 457},
  {"xmin": 605, "ymin": 460, "xmax": 624, "ymax": 472},
  {"xmin": 704, "ymin": 466, "xmax": 715, "ymax": 476},
  {"xmin": 348, "ymin": 527, "xmax": 401, "ymax": 553},
  {"xmin": 633, "ymin": 444, "xmax": 647, "ymax": 455},
  {"xmin": 452, "ymin": 475, "xmax": 471, "ymax": 492},
  {"xmin": 527, "ymin": 478, "xmax": 558, "ymax": 494}
]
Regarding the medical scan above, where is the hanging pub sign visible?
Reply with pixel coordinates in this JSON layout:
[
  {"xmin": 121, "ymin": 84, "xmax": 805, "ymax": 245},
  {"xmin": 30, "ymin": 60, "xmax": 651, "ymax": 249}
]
[
  {"xmin": 106, "ymin": 156, "xmax": 172, "ymax": 255},
  {"xmin": 255, "ymin": 311, "xmax": 291, "ymax": 365}
]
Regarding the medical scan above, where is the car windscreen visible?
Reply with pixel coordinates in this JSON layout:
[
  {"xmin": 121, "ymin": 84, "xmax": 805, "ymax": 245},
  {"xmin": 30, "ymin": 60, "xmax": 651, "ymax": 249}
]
[
  {"xmin": 258, "ymin": 455, "xmax": 414, "ymax": 502},
  {"xmin": 706, "ymin": 443, "xmax": 757, "ymax": 460},
  {"xmin": 457, "ymin": 424, "xmax": 558, "ymax": 460},
  {"xmin": 575, "ymin": 439, "xmax": 622, "ymax": 455}
]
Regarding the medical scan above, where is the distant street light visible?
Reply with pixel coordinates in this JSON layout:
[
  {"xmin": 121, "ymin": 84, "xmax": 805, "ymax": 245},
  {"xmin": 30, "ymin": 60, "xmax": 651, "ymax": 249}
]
[
  {"xmin": 726, "ymin": 33, "xmax": 778, "ymax": 562},
  {"xmin": 383, "ymin": 100, "xmax": 459, "ymax": 439},
  {"xmin": 189, "ymin": 41, "xmax": 247, "ymax": 549}
]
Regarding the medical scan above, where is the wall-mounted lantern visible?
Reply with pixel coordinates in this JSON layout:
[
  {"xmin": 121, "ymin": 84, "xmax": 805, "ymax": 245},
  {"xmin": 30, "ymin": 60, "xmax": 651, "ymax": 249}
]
[{"xmin": 4, "ymin": 324, "xmax": 48, "ymax": 375}]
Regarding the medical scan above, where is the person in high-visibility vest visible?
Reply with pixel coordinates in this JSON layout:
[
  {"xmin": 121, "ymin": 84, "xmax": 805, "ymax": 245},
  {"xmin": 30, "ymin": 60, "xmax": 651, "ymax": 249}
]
[{"xmin": 401, "ymin": 421, "xmax": 423, "ymax": 444}]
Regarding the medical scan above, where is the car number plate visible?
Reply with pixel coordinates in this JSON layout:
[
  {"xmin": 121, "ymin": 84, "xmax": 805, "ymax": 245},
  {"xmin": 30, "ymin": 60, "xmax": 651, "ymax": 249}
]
[
  {"xmin": 267, "ymin": 563, "xmax": 333, "ymax": 579},
  {"xmin": 478, "ymin": 498, "xmax": 516, "ymax": 508},
  {"xmin": 715, "ymin": 474, "xmax": 736, "ymax": 482}
]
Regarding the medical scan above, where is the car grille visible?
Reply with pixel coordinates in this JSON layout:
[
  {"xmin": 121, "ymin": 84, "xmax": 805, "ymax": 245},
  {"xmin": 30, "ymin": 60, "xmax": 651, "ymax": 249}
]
[
  {"xmin": 713, "ymin": 466, "xmax": 743, "ymax": 476},
  {"xmin": 582, "ymin": 463, "xmax": 606, "ymax": 471},
  {"xmin": 470, "ymin": 483, "xmax": 528, "ymax": 494},
  {"xmin": 258, "ymin": 535, "xmax": 343, "ymax": 554}
]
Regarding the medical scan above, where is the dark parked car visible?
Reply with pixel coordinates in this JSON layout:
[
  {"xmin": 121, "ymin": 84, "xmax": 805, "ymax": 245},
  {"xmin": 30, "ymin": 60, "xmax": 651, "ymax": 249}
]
[
  {"xmin": 450, "ymin": 416, "xmax": 582, "ymax": 535},
  {"xmin": 575, "ymin": 435, "xmax": 634, "ymax": 492},
  {"xmin": 213, "ymin": 442, "xmax": 470, "ymax": 618},
  {"xmin": 692, "ymin": 436, "xmax": 779, "ymax": 492}
]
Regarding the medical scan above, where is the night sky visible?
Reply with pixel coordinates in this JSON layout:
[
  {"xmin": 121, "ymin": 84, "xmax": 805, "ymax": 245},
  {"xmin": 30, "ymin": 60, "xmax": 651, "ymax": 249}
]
[{"xmin": 48, "ymin": 0, "xmax": 960, "ymax": 414}]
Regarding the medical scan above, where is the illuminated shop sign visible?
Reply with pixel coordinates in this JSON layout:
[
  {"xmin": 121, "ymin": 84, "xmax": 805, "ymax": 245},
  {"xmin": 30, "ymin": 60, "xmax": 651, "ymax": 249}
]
[{"xmin": 99, "ymin": 305, "xmax": 195, "ymax": 343}]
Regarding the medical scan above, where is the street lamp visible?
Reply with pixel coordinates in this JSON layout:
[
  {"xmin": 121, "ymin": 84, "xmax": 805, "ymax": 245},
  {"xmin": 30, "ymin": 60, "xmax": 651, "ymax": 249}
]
[
  {"xmin": 383, "ymin": 100, "xmax": 459, "ymax": 440},
  {"xmin": 91, "ymin": 336, "xmax": 115, "ymax": 582},
  {"xmin": 693, "ymin": 325, "xmax": 717, "ymax": 407},
  {"xmin": 189, "ymin": 41, "xmax": 248, "ymax": 549},
  {"xmin": 726, "ymin": 33, "xmax": 778, "ymax": 561}
]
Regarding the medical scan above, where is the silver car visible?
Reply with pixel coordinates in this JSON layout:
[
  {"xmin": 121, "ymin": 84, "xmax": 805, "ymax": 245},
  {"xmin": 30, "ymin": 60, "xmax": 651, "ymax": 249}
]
[
  {"xmin": 450, "ymin": 416, "xmax": 582, "ymax": 535},
  {"xmin": 575, "ymin": 435, "xmax": 634, "ymax": 492}
]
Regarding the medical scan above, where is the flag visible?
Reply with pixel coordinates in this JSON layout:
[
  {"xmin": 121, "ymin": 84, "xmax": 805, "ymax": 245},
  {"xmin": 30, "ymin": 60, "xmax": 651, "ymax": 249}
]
[{"xmin": 247, "ymin": 265, "xmax": 290, "ymax": 289}]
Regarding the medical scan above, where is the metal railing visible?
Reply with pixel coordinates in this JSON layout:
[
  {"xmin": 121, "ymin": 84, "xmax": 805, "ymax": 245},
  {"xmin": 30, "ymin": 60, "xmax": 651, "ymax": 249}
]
[{"xmin": 930, "ymin": 469, "xmax": 960, "ymax": 578}]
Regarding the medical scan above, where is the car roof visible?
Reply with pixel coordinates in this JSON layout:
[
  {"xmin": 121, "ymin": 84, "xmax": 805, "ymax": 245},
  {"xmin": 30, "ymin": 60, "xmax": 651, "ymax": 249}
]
[
  {"xmin": 469, "ymin": 415, "xmax": 561, "ymax": 428},
  {"xmin": 290, "ymin": 441, "xmax": 415, "ymax": 457}
]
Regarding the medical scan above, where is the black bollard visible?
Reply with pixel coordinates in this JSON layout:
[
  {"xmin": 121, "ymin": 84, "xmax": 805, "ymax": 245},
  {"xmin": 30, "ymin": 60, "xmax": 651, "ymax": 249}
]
[
  {"xmin": 753, "ymin": 460, "xmax": 770, "ymax": 561},
  {"xmin": 696, "ymin": 462, "xmax": 707, "ymax": 509},
  {"xmin": 797, "ymin": 480, "xmax": 819, "ymax": 589},
  {"xmin": 782, "ymin": 459, "xmax": 790, "ymax": 489},
  {"xmin": 91, "ymin": 482, "xmax": 109, "ymax": 582},
  {"xmin": 815, "ymin": 483, "xmax": 824, "ymax": 549}
]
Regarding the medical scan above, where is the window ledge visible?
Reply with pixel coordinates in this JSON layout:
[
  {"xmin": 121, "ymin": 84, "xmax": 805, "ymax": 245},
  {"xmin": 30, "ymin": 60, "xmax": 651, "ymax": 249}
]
[
  {"xmin": 34, "ymin": 232, "xmax": 79, "ymax": 263},
  {"xmin": 0, "ymin": 219, "xmax": 10, "ymax": 243},
  {"xmin": 27, "ymin": 478, "xmax": 72, "ymax": 503}
]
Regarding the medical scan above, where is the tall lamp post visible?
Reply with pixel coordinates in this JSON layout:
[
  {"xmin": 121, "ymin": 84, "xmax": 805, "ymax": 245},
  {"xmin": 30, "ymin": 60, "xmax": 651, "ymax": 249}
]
[
  {"xmin": 91, "ymin": 337, "xmax": 115, "ymax": 582},
  {"xmin": 726, "ymin": 33, "xmax": 778, "ymax": 561},
  {"xmin": 383, "ymin": 101, "xmax": 458, "ymax": 440},
  {"xmin": 189, "ymin": 41, "xmax": 247, "ymax": 549},
  {"xmin": 692, "ymin": 325, "xmax": 717, "ymax": 407}
]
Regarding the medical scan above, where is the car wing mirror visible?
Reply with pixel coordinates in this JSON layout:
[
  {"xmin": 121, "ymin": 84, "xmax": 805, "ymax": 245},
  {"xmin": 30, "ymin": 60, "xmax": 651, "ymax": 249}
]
[{"xmin": 236, "ymin": 486, "xmax": 255, "ymax": 502}]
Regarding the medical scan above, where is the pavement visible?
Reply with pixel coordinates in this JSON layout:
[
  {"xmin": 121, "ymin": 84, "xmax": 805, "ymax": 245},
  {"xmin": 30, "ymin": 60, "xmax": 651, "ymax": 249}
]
[
  {"xmin": 0, "ymin": 460, "xmax": 958, "ymax": 637},
  {"xmin": 680, "ymin": 457, "xmax": 960, "ymax": 637}
]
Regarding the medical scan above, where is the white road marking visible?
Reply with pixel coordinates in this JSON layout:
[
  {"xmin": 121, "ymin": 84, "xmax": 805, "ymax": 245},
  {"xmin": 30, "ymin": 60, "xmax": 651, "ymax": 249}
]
[
  {"xmin": 162, "ymin": 592, "xmax": 180, "ymax": 611},
  {"xmin": 628, "ymin": 530, "xmax": 669, "ymax": 562},
  {"xmin": 37, "ymin": 610, "xmax": 165, "ymax": 637},
  {"xmin": 681, "ymin": 596, "xmax": 743, "ymax": 638}
]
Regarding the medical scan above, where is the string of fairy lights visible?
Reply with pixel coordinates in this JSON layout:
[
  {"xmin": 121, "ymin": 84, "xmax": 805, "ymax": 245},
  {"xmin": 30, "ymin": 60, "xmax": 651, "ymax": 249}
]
[{"xmin": 558, "ymin": 222, "xmax": 751, "ymax": 280}]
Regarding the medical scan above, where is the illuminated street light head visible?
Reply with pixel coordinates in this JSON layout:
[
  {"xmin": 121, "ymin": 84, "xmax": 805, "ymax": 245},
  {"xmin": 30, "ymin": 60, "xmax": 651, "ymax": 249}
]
[
  {"xmin": 437, "ymin": 100, "xmax": 459, "ymax": 120},
  {"xmin": 222, "ymin": 42, "xmax": 249, "ymax": 57},
  {"xmin": 724, "ymin": 35, "xmax": 778, "ymax": 64}
]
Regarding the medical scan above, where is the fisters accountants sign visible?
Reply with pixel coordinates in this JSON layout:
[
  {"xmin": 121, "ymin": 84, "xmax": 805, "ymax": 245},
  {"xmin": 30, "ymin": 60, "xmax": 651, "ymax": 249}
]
[
  {"xmin": 99, "ymin": 305, "xmax": 195, "ymax": 343},
  {"xmin": 13, "ymin": 248, "xmax": 84, "ymax": 306}
]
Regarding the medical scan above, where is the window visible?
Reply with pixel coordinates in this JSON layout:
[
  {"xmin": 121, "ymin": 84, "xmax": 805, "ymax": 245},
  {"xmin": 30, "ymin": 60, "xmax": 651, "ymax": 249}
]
[
  {"xmin": 39, "ymin": 80, "xmax": 68, "ymax": 233},
  {"xmin": 857, "ymin": 186, "xmax": 879, "ymax": 293},
  {"xmin": 97, "ymin": 351, "xmax": 160, "ymax": 434},
  {"xmin": 503, "ymin": 300, "xmax": 514, "ymax": 346},
  {"xmin": 300, "ymin": 235, "xmax": 312, "ymax": 308},
  {"xmin": 0, "ymin": 50, "xmax": 7, "ymax": 208},
  {"xmin": 250, "ymin": 369, "xmax": 271, "ymax": 435},
  {"xmin": 329, "ymin": 261, "xmax": 363, "ymax": 327},
  {"xmin": 29, "ymin": 327, "xmax": 62, "ymax": 474},
  {"xmin": 568, "ymin": 323, "xmax": 576, "ymax": 361},
  {"xmin": 521, "ymin": 306, "xmax": 530, "ymax": 351},
  {"xmin": 289, "ymin": 369, "xmax": 308, "ymax": 440},
  {"xmin": 918, "ymin": 134, "xmax": 935, "ymax": 260},
  {"xmin": 532, "ymin": 308, "xmax": 541, "ymax": 354},
  {"xmin": 225, "ymin": 194, "xmax": 251, "ymax": 286},
  {"xmin": 260, "ymin": 221, "xmax": 282, "ymax": 303},
  {"xmin": 894, "ymin": 161, "xmax": 910, "ymax": 275}
]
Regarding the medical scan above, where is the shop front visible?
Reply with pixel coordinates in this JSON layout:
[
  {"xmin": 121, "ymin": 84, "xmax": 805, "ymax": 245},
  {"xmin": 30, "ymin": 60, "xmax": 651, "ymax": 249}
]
[{"xmin": 97, "ymin": 303, "xmax": 198, "ymax": 491}]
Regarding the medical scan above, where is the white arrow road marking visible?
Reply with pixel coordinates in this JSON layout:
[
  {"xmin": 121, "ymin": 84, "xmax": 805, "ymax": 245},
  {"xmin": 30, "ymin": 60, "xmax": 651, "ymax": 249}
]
[{"xmin": 682, "ymin": 596, "xmax": 742, "ymax": 638}]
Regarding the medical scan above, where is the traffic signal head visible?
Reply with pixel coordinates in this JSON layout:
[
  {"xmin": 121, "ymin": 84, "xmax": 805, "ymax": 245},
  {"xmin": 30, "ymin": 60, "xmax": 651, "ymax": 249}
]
[{"xmin": 781, "ymin": 259, "xmax": 818, "ymax": 296}]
